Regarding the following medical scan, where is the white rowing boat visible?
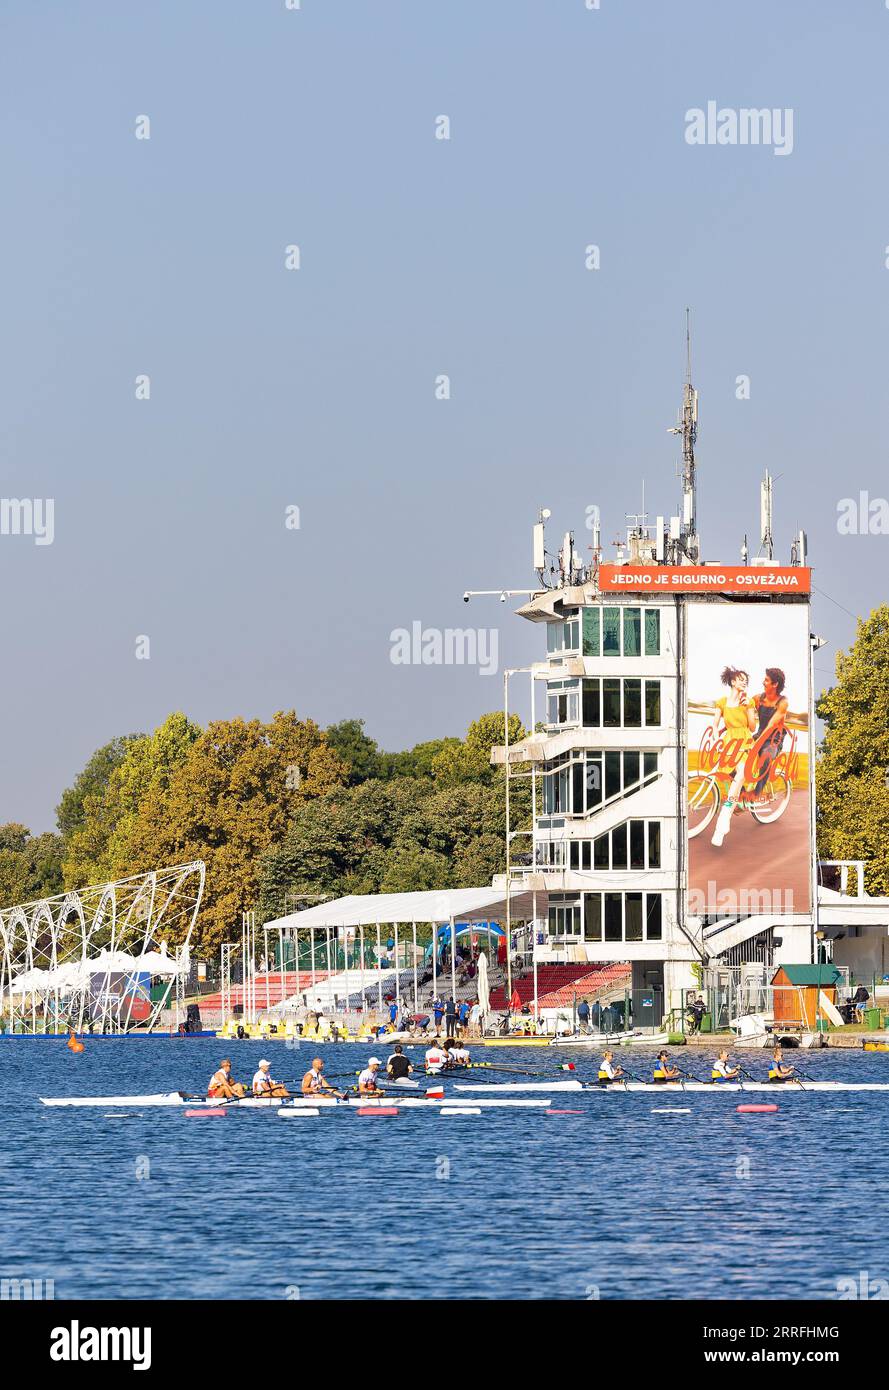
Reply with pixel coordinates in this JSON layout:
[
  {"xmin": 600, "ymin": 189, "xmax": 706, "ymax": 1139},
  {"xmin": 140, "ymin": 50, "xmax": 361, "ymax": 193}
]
[
  {"xmin": 454, "ymin": 1080, "xmax": 584, "ymax": 1092},
  {"xmin": 38, "ymin": 1091, "xmax": 552, "ymax": 1109},
  {"xmin": 590, "ymin": 1081, "xmax": 889, "ymax": 1093}
]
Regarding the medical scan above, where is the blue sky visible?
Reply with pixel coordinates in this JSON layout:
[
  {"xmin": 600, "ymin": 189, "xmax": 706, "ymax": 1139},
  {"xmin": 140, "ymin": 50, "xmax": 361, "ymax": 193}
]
[{"xmin": 1, "ymin": 0, "xmax": 887, "ymax": 831}]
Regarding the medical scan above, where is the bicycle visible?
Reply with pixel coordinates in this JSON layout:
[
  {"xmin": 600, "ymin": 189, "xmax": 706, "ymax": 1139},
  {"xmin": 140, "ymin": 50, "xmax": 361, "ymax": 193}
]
[{"xmin": 687, "ymin": 759, "xmax": 792, "ymax": 839}]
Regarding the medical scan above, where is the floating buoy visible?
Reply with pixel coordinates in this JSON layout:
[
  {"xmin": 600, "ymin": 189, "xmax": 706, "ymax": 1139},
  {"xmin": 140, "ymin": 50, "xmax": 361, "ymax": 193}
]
[
  {"xmin": 278, "ymin": 1108, "xmax": 320, "ymax": 1118},
  {"xmin": 652, "ymin": 1108, "xmax": 691, "ymax": 1115},
  {"xmin": 66, "ymin": 1033, "xmax": 84, "ymax": 1054},
  {"xmin": 357, "ymin": 1106, "xmax": 399, "ymax": 1116},
  {"xmin": 737, "ymin": 1104, "xmax": 778, "ymax": 1114},
  {"xmin": 546, "ymin": 1108, "xmax": 584, "ymax": 1115},
  {"xmin": 185, "ymin": 1108, "xmax": 227, "ymax": 1118},
  {"xmin": 441, "ymin": 1107, "xmax": 481, "ymax": 1116}
]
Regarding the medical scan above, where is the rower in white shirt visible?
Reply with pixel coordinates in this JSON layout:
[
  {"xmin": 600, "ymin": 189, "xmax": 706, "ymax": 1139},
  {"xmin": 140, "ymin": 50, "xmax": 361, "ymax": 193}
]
[
  {"xmin": 358, "ymin": 1058, "xmax": 384, "ymax": 1095},
  {"xmin": 251, "ymin": 1059, "xmax": 289, "ymax": 1098},
  {"xmin": 597, "ymin": 1050, "xmax": 623, "ymax": 1087},
  {"xmin": 424, "ymin": 1042, "xmax": 449, "ymax": 1074}
]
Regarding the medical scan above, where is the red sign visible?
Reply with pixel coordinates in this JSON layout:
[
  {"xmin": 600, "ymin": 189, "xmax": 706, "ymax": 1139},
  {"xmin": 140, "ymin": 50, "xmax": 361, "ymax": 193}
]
[{"xmin": 598, "ymin": 564, "xmax": 811, "ymax": 595}]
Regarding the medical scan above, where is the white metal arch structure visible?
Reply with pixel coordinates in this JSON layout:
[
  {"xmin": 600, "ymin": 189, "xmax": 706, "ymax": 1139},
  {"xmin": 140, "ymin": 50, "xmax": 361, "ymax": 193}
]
[{"xmin": 0, "ymin": 861, "xmax": 205, "ymax": 1034}]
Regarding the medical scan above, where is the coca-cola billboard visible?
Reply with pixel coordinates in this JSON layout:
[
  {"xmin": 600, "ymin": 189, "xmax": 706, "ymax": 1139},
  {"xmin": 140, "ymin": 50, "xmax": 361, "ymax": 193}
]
[{"xmin": 686, "ymin": 603, "xmax": 811, "ymax": 916}]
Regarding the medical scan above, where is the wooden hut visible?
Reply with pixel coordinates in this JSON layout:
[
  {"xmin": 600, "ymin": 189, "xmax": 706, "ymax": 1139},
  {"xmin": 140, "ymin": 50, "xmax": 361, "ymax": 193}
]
[{"xmin": 770, "ymin": 964, "xmax": 842, "ymax": 1029}]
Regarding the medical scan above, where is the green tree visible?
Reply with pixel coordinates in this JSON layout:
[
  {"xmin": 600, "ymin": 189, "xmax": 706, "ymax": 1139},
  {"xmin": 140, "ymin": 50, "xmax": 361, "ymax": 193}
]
[
  {"xmin": 56, "ymin": 735, "xmax": 141, "ymax": 841},
  {"xmin": 431, "ymin": 711, "xmax": 526, "ymax": 786},
  {"xmin": 0, "ymin": 825, "xmax": 65, "ymax": 906},
  {"xmin": 324, "ymin": 719, "xmax": 383, "ymax": 783},
  {"xmin": 817, "ymin": 605, "xmax": 889, "ymax": 895}
]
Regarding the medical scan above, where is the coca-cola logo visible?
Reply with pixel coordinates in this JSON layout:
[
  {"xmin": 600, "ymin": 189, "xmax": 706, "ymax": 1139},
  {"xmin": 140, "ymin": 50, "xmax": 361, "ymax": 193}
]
[{"xmin": 697, "ymin": 722, "xmax": 799, "ymax": 785}]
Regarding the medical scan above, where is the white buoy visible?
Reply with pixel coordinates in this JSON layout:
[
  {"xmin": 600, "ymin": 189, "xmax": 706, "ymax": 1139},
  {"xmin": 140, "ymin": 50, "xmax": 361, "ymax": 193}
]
[
  {"xmin": 440, "ymin": 1107, "xmax": 482, "ymax": 1116},
  {"xmin": 278, "ymin": 1108, "xmax": 320, "ymax": 1118}
]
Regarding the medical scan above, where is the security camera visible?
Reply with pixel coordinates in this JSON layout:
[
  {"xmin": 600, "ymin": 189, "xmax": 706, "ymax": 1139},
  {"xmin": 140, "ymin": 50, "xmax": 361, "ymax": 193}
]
[
  {"xmin": 463, "ymin": 592, "xmax": 470, "ymax": 603},
  {"xmin": 500, "ymin": 592, "xmax": 507, "ymax": 603}
]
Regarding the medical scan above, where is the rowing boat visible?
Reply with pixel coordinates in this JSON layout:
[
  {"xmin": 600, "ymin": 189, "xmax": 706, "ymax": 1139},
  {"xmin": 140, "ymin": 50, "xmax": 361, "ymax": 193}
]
[
  {"xmin": 589, "ymin": 1081, "xmax": 889, "ymax": 1092},
  {"xmin": 454, "ymin": 1080, "xmax": 584, "ymax": 1092},
  {"xmin": 38, "ymin": 1091, "xmax": 552, "ymax": 1109}
]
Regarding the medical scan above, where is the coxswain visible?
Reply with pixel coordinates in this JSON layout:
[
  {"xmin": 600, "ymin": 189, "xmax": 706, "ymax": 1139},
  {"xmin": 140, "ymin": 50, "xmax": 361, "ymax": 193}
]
[
  {"xmin": 301, "ymin": 1056, "xmax": 343, "ymax": 1098},
  {"xmin": 252, "ymin": 1059, "xmax": 289, "ymax": 1098},
  {"xmin": 711, "ymin": 1048, "xmax": 740, "ymax": 1083},
  {"xmin": 207, "ymin": 1059, "xmax": 246, "ymax": 1099},
  {"xmin": 597, "ymin": 1049, "xmax": 623, "ymax": 1087},
  {"xmin": 386, "ymin": 1044, "xmax": 413, "ymax": 1081},
  {"xmin": 768, "ymin": 1044, "xmax": 795, "ymax": 1084},
  {"xmin": 652, "ymin": 1049, "xmax": 680, "ymax": 1083},
  {"xmin": 425, "ymin": 1040, "xmax": 449, "ymax": 1075},
  {"xmin": 358, "ymin": 1057, "xmax": 384, "ymax": 1095}
]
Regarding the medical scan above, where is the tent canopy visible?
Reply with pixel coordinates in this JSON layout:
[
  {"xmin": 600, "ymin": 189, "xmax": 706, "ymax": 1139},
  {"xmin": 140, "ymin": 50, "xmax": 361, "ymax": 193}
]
[{"xmin": 264, "ymin": 885, "xmax": 547, "ymax": 932}]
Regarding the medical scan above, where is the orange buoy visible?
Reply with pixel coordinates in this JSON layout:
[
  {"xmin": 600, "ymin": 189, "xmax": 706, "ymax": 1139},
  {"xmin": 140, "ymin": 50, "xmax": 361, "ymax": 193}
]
[
  {"xmin": 357, "ymin": 1106, "xmax": 399, "ymax": 1116},
  {"xmin": 737, "ymin": 1104, "xmax": 778, "ymax": 1113},
  {"xmin": 185, "ymin": 1108, "xmax": 227, "ymax": 1118},
  {"xmin": 66, "ymin": 1033, "xmax": 84, "ymax": 1054}
]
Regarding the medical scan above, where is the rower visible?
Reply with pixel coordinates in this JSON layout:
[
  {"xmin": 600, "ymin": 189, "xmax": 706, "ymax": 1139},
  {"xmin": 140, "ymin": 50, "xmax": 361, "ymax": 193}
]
[
  {"xmin": 386, "ymin": 1044, "xmax": 413, "ymax": 1081},
  {"xmin": 449, "ymin": 1041, "xmax": 470, "ymax": 1067},
  {"xmin": 768, "ymin": 1045, "xmax": 795, "ymax": 1084},
  {"xmin": 652, "ymin": 1049, "xmax": 680, "ymax": 1084},
  {"xmin": 425, "ymin": 1040, "xmax": 449, "ymax": 1075},
  {"xmin": 711, "ymin": 1048, "xmax": 740, "ymax": 1083},
  {"xmin": 207, "ymin": 1059, "xmax": 246, "ymax": 1099},
  {"xmin": 301, "ymin": 1056, "xmax": 343, "ymax": 1098},
  {"xmin": 358, "ymin": 1057, "xmax": 384, "ymax": 1095},
  {"xmin": 251, "ymin": 1059, "xmax": 289, "ymax": 1098},
  {"xmin": 597, "ymin": 1050, "xmax": 623, "ymax": 1087}
]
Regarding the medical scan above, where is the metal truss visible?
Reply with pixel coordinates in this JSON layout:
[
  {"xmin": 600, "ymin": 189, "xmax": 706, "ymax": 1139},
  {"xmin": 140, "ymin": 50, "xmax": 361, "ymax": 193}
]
[{"xmin": 0, "ymin": 861, "xmax": 205, "ymax": 1034}]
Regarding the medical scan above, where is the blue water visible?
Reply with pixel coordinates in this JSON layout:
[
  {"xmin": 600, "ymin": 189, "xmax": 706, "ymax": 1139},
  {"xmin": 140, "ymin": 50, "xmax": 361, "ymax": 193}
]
[{"xmin": 0, "ymin": 1038, "xmax": 884, "ymax": 1300}]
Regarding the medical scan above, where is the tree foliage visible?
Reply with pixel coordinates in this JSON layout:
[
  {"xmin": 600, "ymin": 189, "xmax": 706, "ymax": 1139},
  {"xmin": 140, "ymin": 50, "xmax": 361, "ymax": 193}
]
[{"xmin": 817, "ymin": 605, "xmax": 889, "ymax": 895}]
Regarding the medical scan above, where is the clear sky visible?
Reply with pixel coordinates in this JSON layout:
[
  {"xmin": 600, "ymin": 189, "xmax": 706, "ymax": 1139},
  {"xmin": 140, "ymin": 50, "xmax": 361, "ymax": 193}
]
[{"xmin": 1, "ymin": 0, "xmax": 887, "ymax": 832}]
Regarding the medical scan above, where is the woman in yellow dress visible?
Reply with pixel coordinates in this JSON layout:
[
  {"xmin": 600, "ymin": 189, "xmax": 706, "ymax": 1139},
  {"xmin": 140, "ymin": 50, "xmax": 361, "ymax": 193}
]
[{"xmin": 710, "ymin": 666, "xmax": 757, "ymax": 847}]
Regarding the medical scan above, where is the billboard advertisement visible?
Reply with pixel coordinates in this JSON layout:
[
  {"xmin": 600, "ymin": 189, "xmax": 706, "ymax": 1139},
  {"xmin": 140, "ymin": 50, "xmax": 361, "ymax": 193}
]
[
  {"xmin": 687, "ymin": 603, "xmax": 811, "ymax": 916},
  {"xmin": 599, "ymin": 563, "xmax": 811, "ymax": 595}
]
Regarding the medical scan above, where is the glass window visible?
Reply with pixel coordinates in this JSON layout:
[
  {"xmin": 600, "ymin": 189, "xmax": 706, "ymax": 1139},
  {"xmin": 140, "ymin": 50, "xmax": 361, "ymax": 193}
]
[
  {"xmin": 594, "ymin": 833, "xmax": 609, "ymax": 869},
  {"xmin": 648, "ymin": 822, "xmax": 661, "ymax": 868},
  {"xmin": 603, "ymin": 607, "xmax": 621, "ymax": 655},
  {"xmin": 643, "ymin": 751, "xmax": 659, "ymax": 780},
  {"xmin": 586, "ymin": 755, "xmax": 602, "ymax": 809},
  {"xmin": 572, "ymin": 761, "xmax": 584, "ymax": 814},
  {"xmin": 603, "ymin": 678, "xmax": 621, "ymax": 727},
  {"xmin": 581, "ymin": 841, "xmax": 591, "ymax": 870},
  {"xmin": 630, "ymin": 820, "xmax": 645, "ymax": 870},
  {"xmin": 644, "ymin": 680, "xmax": 661, "ymax": 726},
  {"xmin": 623, "ymin": 678, "xmax": 642, "ymax": 727},
  {"xmin": 644, "ymin": 608, "xmax": 660, "ymax": 656},
  {"xmin": 570, "ymin": 841, "xmax": 580, "ymax": 870},
  {"xmin": 611, "ymin": 823, "xmax": 628, "ymax": 870},
  {"xmin": 623, "ymin": 607, "xmax": 641, "ymax": 656},
  {"xmin": 623, "ymin": 751, "xmax": 640, "ymax": 789},
  {"xmin": 604, "ymin": 894, "xmax": 623, "ymax": 942},
  {"xmin": 646, "ymin": 894, "xmax": 663, "ymax": 941},
  {"xmin": 567, "ymin": 690, "xmax": 580, "ymax": 724},
  {"xmin": 625, "ymin": 893, "xmax": 643, "ymax": 942},
  {"xmin": 547, "ymin": 693, "xmax": 559, "ymax": 725},
  {"xmin": 605, "ymin": 751, "xmax": 621, "ymax": 800},
  {"xmin": 584, "ymin": 893, "xmax": 602, "ymax": 942},
  {"xmin": 547, "ymin": 623, "xmax": 559, "ymax": 654},
  {"xmin": 566, "ymin": 618, "xmax": 579, "ymax": 650},
  {"xmin": 582, "ymin": 679, "xmax": 600, "ymax": 727},
  {"xmin": 582, "ymin": 608, "xmax": 599, "ymax": 656}
]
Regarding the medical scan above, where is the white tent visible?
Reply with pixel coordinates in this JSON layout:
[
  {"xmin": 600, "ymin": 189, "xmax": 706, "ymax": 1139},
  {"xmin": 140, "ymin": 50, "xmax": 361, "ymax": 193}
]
[{"xmin": 264, "ymin": 884, "xmax": 547, "ymax": 932}]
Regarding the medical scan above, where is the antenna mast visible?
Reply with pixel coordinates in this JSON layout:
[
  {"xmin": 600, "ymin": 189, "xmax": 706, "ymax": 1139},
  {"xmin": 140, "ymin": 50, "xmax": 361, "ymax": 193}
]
[{"xmin": 667, "ymin": 308, "xmax": 700, "ymax": 562}]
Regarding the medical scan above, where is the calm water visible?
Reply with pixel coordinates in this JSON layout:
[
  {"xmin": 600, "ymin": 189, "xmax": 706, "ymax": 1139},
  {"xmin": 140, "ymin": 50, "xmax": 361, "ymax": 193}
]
[{"xmin": 0, "ymin": 1037, "xmax": 884, "ymax": 1300}]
